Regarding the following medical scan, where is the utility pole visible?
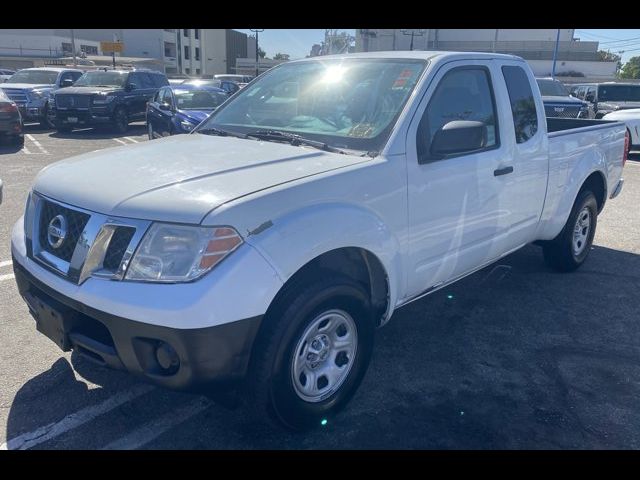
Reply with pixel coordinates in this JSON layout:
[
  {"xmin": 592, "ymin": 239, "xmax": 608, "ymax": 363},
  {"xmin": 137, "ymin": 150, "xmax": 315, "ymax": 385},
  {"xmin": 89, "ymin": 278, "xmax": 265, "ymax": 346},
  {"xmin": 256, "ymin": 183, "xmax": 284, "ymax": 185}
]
[
  {"xmin": 112, "ymin": 33, "xmax": 118, "ymax": 69},
  {"xmin": 551, "ymin": 28, "xmax": 560, "ymax": 79},
  {"xmin": 70, "ymin": 29, "xmax": 77, "ymax": 67},
  {"xmin": 493, "ymin": 29, "xmax": 499, "ymax": 53},
  {"xmin": 401, "ymin": 30, "xmax": 425, "ymax": 51},
  {"xmin": 250, "ymin": 29, "xmax": 264, "ymax": 77}
]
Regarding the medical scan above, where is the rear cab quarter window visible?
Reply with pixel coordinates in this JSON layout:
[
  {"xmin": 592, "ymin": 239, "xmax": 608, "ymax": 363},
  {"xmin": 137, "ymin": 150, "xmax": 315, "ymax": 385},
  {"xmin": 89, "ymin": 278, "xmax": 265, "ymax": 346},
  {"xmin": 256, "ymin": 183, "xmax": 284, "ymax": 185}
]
[{"xmin": 501, "ymin": 65, "xmax": 539, "ymax": 143}]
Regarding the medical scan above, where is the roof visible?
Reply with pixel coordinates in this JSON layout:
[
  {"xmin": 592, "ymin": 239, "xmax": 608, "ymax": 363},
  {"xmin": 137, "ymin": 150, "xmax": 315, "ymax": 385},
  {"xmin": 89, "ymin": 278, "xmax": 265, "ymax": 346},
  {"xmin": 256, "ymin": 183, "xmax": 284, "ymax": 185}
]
[
  {"xmin": 19, "ymin": 67, "xmax": 83, "ymax": 72},
  {"xmin": 289, "ymin": 50, "xmax": 523, "ymax": 63},
  {"xmin": 170, "ymin": 83, "xmax": 226, "ymax": 94}
]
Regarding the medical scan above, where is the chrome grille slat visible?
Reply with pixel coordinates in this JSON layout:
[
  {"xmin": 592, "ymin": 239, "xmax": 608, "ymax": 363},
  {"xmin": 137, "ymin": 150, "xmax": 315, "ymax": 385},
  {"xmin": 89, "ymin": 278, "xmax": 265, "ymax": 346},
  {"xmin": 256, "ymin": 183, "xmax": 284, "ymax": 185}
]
[
  {"xmin": 544, "ymin": 104, "xmax": 583, "ymax": 118},
  {"xmin": 55, "ymin": 94, "xmax": 91, "ymax": 109}
]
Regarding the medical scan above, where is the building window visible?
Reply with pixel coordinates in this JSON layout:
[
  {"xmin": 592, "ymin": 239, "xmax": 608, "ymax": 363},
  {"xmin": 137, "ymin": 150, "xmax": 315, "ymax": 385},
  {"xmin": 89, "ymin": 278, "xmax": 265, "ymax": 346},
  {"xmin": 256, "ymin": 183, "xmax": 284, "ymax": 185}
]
[
  {"xmin": 196, "ymin": 68, "xmax": 200, "ymax": 75},
  {"xmin": 183, "ymin": 29, "xmax": 190, "ymax": 37},
  {"xmin": 164, "ymin": 29, "xmax": 175, "ymax": 33},
  {"xmin": 184, "ymin": 46, "xmax": 190, "ymax": 60},
  {"xmin": 80, "ymin": 45, "xmax": 98, "ymax": 55},
  {"xmin": 195, "ymin": 29, "xmax": 200, "ymax": 40},
  {"xmin": 62, "ymin": 42, "xmax": 72, "ymax": 54},
  {"xmin": 185, "ymin": 68, "xmax": 190, "ymax": 74},
  {"xmin": 195, "ymin": 47, "xmax": 200, "ymax": 61}
]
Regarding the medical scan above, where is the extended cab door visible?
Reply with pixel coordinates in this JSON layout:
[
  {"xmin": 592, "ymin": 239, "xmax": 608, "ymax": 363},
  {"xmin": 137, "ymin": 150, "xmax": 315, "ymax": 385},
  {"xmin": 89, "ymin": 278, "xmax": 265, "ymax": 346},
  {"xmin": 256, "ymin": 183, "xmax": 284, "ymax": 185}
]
[{"xmin": 404, "ymin": 60, "xmax": 521, "ymax": 298}]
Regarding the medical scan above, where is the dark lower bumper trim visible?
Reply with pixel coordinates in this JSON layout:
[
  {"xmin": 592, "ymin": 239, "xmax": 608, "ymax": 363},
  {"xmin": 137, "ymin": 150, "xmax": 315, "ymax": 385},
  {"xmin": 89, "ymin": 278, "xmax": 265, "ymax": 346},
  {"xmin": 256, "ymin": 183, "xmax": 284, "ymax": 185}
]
[{"xmin": 13, "ymin": 258, "xmax": 263, "ymax": 391}]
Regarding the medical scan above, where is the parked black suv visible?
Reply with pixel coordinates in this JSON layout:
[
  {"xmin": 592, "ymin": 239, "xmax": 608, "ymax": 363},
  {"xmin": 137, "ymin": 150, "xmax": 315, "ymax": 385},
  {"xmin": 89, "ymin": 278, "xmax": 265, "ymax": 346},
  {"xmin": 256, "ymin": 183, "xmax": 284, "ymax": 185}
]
[{"xmin": 49, "ymin": 69, "xmax": 169, "ymax": 133}]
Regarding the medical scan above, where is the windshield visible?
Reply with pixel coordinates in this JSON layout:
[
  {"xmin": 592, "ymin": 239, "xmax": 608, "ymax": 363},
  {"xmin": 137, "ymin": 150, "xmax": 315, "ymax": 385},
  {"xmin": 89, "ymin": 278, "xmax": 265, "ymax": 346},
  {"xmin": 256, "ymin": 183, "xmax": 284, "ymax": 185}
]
[
  {"xmin": 74, "ymin": 71, "xmax": 128, "ymax": 87},
  {"xmin": 7, "ymin": 70, "xmax": 59, "ymax": 85},
  {"xmin": 197, "ymin": 58, "xmax": 426, "ymax": 152},
  {"xmin": 598, "ymin": 85, "xmax": 640, "ymax": 102},
  {"xmin": 536, "ymin": 79, "xmax": 569, "ymax": 97},
  {"xmin": 174, "ymin": 89, "xmax": 226, "ymax": 110}
]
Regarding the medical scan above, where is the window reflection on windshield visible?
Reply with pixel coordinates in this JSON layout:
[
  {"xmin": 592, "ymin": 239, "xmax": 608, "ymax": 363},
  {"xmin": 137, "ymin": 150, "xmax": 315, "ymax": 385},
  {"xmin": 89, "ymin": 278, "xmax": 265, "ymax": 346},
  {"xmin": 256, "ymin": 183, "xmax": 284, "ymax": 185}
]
[
  {"xmin": 536, "ymin": 79, "xmax": 569, "ymax": 97},
  {"xmin": 75, "ymin": 72, "xmax": 127, "ymax": 87},
  {"xmin": 198, "ymin": 59, "xmax": 426, "ymax": 152},
  {"xmin": 174, "ymin": 89, "xmax": 226, "ymax": 110},
  {"xmin": 7, "ymin": 70, "xmax": 59, "ymax": 85}
]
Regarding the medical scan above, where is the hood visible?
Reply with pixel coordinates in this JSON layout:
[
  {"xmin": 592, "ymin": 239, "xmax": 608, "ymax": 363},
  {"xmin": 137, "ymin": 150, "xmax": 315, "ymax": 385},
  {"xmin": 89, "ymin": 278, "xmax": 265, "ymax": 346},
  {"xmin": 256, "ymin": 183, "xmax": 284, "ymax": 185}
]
[
  {"xmin": 602, "ymin": 108, "xmax": 640, "ymax": 119},
  {"xmin": 177, "ymin": 109, "xmax": 212, "ymax": 124},
  {"xmin": 34, "ymin": 134, "xmax": 370, "ymax": 224},
  {"xmin": 54, "ymin": 86, "xmax": 118, "ymax": 95},
  {"xmin": 0, "ymin": 83, "xmax": 53, "ymax": 91},
  {"xmin": 542, "ymin": 95, "xmax": 586, "ymax": 105}
]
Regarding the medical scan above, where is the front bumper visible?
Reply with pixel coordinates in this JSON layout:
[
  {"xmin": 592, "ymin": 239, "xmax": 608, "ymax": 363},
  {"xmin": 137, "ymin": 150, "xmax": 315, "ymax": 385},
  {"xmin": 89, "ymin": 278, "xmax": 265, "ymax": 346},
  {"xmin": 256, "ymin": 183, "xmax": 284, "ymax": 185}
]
[
  {"xmin": 610, "ymin": 178, "xmax": 624, "ymax": 199},
  {"xmin": 13, "ymin": 259, "xmax": 262, "ymax": 391},
  {"xmin": 52, "ymin": 106, "xmax": 115, "ymax": 128}
]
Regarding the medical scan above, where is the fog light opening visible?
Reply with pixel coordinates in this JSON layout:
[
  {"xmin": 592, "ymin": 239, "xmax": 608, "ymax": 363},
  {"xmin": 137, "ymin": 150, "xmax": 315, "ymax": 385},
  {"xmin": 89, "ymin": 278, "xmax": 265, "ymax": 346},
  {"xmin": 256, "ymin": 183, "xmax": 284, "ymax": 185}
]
[{"xmin": 155, "ymin": 342, "xmax": 180, "ymax": 373}]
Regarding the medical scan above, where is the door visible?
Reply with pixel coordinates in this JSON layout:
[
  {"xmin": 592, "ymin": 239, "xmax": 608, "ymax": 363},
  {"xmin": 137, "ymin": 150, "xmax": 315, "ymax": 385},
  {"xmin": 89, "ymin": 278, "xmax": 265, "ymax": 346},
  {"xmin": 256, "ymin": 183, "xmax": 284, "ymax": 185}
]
[
  {"xmin": 494, "ymin": 62, "xmax": 549, "ymax": 249},
  {"xmin": 404, "ymin": 60, "xmax": 514, "ymax": 298},
  {"xmin": 147, "ymin": 89, "xmax": 163, "ymax": 137}
]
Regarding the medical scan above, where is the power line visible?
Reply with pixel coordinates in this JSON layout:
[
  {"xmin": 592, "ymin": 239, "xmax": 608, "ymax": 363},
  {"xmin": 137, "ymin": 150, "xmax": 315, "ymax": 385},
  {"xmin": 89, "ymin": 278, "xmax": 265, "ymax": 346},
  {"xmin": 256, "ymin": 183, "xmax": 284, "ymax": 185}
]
[
  {"xmin": 599, "ymin": 36, "xmax": 640, "ymax": 45},
  {"xmin": 575, "ymin": 30, "xmax": 625, "ymax": 41}
]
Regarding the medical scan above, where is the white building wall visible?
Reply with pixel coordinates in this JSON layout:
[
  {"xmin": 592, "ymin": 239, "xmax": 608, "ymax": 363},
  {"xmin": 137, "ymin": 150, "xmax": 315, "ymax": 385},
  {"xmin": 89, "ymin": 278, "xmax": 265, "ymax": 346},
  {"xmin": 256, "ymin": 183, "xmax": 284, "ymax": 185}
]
[
  {"xmin": 0, "ymin": 29, "xmax": 102, "ymax": 57},
  {"xmin": 526, "ymin": 59, "xmax": 618, "ymax": 79},
  {"xmin": 201, "ymin": 30, "xmax": 227, "ymax": 76}
]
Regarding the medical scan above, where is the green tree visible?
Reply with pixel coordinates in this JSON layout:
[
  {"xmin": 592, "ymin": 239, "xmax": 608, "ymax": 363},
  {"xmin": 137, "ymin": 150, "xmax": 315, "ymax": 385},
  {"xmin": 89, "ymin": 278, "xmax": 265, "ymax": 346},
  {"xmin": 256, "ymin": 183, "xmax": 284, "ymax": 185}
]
[
  {"xmin": 257, "ymin": 47, "xmax": 266, "ymax": 59},
  {"xmin": 273, "ymin": 53, "xmax": 290, "ymax": 61},
  {"xmin": 620, "ymin": 56, "xmax": 640, "ymax": 79}
]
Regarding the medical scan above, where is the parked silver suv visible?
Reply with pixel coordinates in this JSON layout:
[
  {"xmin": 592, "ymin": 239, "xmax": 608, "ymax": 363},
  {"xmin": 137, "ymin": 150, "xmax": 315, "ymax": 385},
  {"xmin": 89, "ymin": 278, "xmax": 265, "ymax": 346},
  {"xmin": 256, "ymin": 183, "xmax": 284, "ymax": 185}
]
[{"xmin": 0, "ymin": 67, "xmax": 83, "ymax": 128}]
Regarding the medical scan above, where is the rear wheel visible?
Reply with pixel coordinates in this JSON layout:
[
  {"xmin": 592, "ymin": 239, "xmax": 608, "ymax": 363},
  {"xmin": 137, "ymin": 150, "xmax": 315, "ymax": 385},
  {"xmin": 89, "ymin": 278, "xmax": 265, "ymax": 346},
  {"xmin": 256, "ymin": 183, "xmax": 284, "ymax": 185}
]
[
  {"xmin": 244, "ymin": 274, "xmax": 375, "ymax": 431},
  {"xmin": 543, "ymin": 189, "xmax": 598, "ymax": 272}
]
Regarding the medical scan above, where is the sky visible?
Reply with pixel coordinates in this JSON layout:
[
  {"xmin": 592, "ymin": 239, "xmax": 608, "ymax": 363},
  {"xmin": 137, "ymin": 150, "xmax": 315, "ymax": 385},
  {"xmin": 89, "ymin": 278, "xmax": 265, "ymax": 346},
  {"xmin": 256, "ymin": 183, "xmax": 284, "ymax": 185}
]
[{"xmin": 236, "ymin": 29, "xmax": 640, "ymax": 64}]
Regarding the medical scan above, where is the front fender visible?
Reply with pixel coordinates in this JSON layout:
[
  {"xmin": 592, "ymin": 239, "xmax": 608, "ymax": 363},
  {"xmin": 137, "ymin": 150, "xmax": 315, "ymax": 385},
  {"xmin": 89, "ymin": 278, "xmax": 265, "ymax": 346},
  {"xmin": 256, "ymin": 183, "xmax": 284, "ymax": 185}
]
[{"xmin": 243, "ymin": 202, "xmax": 404, "ymax": 317}]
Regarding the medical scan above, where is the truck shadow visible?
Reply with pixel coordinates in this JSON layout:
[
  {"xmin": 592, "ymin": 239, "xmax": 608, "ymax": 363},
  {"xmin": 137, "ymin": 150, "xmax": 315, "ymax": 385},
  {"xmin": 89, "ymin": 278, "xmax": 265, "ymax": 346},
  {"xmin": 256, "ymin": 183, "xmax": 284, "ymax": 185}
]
[
  {"xmin": 48, "ymin": 123, "xmax": 147, "ymax": 141},
  {"xmin": 6, "ymin": 244, "xmax": 640, "ymax": 449}
]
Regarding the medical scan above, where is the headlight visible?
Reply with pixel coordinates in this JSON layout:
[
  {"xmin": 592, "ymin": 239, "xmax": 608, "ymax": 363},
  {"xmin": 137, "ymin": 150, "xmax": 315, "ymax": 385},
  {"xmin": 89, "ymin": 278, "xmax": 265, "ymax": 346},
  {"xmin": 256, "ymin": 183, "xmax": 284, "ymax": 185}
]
[
  {"xmin": 93, "ymin": 95, "xmax": 116, "ymax": 105},
  {"xmin": 125, "ymin": 224, "xmax": 243, "ymax": 282},
  {"xmin": 180, "ymin": 120, "xmax": 198, "ymax": 131}
]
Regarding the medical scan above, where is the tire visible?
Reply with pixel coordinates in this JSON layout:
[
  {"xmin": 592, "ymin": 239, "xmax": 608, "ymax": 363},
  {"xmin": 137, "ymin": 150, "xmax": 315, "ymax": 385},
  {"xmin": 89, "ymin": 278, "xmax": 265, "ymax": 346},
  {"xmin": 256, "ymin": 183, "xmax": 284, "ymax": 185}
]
[
  {"xmin": 244, "ymin": 274, "xmax": 375, "ymax": 431},
  {"xmin": 543, "ymin": 189, "xmax": 598, "ymax": 272},
  {"xmin": 113, "ymin": 108, "xmax": 129, "ymax": 134},
  {"xmin": 147, "ymin": 122, "xmax": 154, "ymax": 140},
  {"xmin": 40, "ymin": 104, "xmax": 55, "ymax": 129},
  {"xmin": 12, "ymin": 135, "xmax": 24, "ymax": 147},
  {"xmin": 55, "ymin": 125, "xmax": 73, "ymax": 133}
]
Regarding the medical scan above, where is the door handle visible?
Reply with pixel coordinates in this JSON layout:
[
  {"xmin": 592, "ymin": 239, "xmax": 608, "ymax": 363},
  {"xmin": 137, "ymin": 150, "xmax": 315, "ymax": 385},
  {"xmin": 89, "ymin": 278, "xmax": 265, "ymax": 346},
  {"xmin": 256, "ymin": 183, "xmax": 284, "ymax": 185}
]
[{"xmin": 494, "ymin": 166, "xmax": 514, "ymax": 176}]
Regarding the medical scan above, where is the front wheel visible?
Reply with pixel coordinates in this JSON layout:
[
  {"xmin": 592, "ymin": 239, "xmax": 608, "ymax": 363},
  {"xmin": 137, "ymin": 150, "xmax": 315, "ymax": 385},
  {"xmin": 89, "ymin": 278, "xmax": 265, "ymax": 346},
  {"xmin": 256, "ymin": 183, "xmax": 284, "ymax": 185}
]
[
  {"xmin": 113, "ymin": 108, "xmax": 129, "ymax": 134},
  {"xmin": 245, "ymin": 275, "xmax": 375, "ymax": 431},
  {"xmin": 543, "ymin": 189, "xmax": 598, "ymax": 272}
]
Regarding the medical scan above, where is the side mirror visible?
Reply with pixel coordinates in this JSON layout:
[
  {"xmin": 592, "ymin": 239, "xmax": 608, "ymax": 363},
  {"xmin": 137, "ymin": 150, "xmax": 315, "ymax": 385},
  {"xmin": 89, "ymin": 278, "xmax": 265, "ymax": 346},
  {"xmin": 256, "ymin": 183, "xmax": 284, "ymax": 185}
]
[
  {"xmin": 60, "ymin": 78, "xmax": 74, "ymax": 88},
  {"xmin": 426, "ymin": 120, "xmax": 487, "ymax": 160},
  {"xmin": 158, "ymin": 102, "xmax": 172, "ymax": 112},
  {"xmin": 585, "ymin": 93, "xmax": 595, "ymax": 102},
  {"xmin": 126, "ymin": 83, "xmax": 137, "ymax": 92}
]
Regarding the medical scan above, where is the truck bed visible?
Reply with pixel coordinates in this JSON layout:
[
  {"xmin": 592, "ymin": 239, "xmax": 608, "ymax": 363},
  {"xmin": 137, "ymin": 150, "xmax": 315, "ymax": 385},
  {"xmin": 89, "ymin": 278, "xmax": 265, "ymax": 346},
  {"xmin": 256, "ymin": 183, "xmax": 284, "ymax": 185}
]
[{"xmin": 546, "ymin": 117, "xmax": 617, "ymax": 135}]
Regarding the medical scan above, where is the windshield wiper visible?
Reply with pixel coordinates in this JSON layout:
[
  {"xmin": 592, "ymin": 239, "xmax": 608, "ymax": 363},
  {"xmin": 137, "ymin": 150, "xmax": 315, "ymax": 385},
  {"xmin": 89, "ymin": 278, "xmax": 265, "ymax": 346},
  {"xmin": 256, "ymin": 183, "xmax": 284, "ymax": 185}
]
[
  {"xmin": 247, "ymin": 129, "xmax": 346, "ymax": 154},
  {"xmin": 196, "ymin": 127, "xmax": 248, "ymax": 139}
]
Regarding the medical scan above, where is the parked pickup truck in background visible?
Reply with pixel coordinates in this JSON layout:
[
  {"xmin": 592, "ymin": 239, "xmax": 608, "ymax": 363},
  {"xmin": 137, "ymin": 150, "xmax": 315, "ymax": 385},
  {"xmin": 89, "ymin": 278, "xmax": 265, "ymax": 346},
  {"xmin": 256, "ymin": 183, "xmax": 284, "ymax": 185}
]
[
  {"xmin": 536, "ymin": 77, "xmax": 591, "ymax": 118},
  {"xmin": 572, "ymin": 82, "xmax": 640, "ymax": 118},
  {"xmin": 0, "ymin": 68, "xmax": 84, "ymax": 128},
  {"xmin": 11, "ymin": 52, "xmax": 627, "ymax": 431}
]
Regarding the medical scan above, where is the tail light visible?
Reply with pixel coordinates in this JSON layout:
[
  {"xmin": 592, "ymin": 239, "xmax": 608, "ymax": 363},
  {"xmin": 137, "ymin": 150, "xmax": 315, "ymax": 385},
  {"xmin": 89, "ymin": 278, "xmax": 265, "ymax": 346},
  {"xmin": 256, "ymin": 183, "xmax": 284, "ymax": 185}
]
[
  {"xmin": 0, "ymin": 102, "xmax": 18, "ymax": 113},
  {"xmin": 623, "ymin": 129, "xmax": 630, "ymax": 167}
]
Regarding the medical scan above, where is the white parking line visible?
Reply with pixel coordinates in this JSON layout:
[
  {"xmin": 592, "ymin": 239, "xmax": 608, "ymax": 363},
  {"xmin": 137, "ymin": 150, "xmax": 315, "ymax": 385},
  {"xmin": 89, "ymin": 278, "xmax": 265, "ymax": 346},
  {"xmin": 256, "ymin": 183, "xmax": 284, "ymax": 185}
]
[
  {"xmin": 113, "ymin": 138, "xmax": 128, "ymax": 146},
  {"xmin": 101, "ymin": 397, "xmax": 210, "ymax": 450},
  {"xmin": 0, "ymin": 260, "xmax": 12, "ymax": 268},
  {"xmin": 26, "ymin": 134, "xmax": 49, "ymax": 155},
  {"xmin": 0, "ymin": 384, "xmax": 155, "ymax": 450},
  {"xmin": 21, "ymin": 146, "xmax": 33, "ymax": 155},
  {"xmin": 123, "ymin": 137, "xmax": 139, "ymax": 144},
  {"xmin": 0, "ymin": 273, "xmax": 15, "ymax": 282}
]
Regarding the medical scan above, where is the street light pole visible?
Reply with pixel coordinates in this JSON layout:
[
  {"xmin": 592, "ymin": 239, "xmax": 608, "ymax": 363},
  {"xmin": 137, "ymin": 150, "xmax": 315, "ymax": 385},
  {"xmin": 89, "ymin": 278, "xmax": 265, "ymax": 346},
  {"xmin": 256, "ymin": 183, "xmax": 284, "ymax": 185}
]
[
  {"xmin": 250, "ymin": 29, "xmax": 264, "ymax": 77},
  {"xmin": 401, "ymin": 30, "xmax": 425, "ymax": 51},
  {"xmin": 552, "ymin": 28, "xmax": 560, "ymax": 79},
  {"xmin": 70, "ymin": 29, "xmax": 77, "ymax": 67}
]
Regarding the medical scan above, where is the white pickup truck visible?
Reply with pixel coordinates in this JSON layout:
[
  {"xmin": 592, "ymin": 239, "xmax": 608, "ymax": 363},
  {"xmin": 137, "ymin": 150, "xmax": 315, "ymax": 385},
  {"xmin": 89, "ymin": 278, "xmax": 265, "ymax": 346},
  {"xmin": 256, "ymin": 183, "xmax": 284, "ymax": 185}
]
[{"xmin": 11, "ymin": 52, "xmax": 628, "ymax": 430}]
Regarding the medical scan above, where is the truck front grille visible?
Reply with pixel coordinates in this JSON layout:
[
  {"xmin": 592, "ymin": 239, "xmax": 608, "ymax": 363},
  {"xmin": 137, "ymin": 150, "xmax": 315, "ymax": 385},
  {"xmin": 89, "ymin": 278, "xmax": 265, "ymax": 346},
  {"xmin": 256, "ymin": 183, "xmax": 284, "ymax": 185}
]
[
  {"xmin": 103, "ymin": 227, "xmax": 136, "ymax": 271},
  {"xmin": 1, "ymin": 88, "xmax": 28, "ymax": 106},
  {"xmin": 55, "ymin": 95, "xmax": 91, "ymax": 109},
  {"xmin": 38, "ymin": 200, "xmax": 90, "ymax": 262},
  {"xmin": 544, "ymin": 104, "xmax": 583, "ymax": 118}
]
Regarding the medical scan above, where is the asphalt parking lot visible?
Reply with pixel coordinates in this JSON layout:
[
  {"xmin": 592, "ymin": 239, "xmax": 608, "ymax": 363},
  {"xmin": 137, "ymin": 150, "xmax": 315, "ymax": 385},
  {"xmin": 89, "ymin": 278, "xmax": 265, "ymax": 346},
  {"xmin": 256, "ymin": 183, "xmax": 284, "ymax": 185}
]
[{"xmin": 1, "ymin": 124, "xmax": 640, "ymax": 449}]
